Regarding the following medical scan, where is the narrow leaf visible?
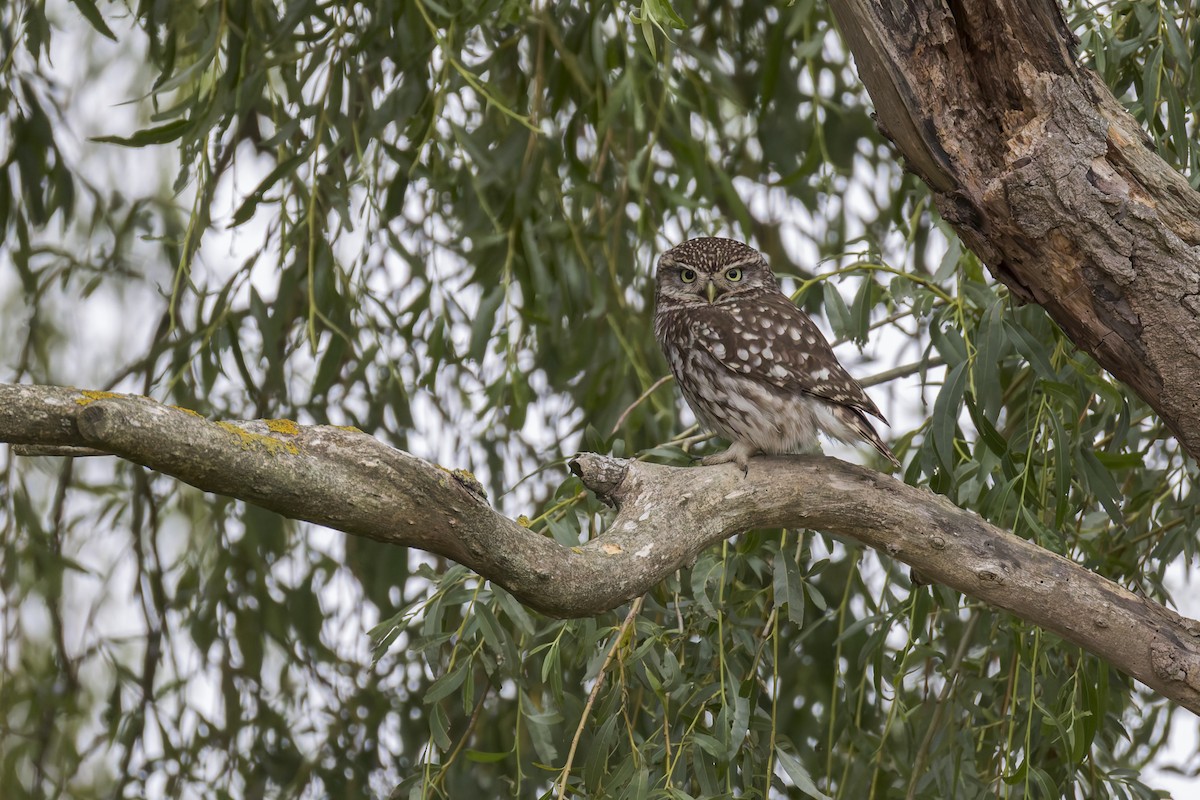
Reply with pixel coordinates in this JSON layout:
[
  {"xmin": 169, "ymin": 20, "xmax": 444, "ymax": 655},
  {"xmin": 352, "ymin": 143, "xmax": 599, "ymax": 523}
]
[
  {"xmin": 932, "ymin": 361, "xmax": 968, "ymax": 471},
  {"xmin": 69, "ymin": 0, "xmax": 117, "ymax": 40},
  {"xmin": 92, "ymin": 119, "xmax": 191, "ymax": 147},
  {"xmin": 775, "ymin": 747, "xmax": 832, "ymax": 800}
]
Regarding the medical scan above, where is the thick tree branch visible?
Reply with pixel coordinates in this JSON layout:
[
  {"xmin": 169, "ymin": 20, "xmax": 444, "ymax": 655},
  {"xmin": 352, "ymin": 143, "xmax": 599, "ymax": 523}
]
[
  {"xmin": 833, "ymin": 0, "xmax": 1200, "ymax": 459},
  {"xmin": 2, "ymin": 384, "xmax": 1199, "ymax": 713}
]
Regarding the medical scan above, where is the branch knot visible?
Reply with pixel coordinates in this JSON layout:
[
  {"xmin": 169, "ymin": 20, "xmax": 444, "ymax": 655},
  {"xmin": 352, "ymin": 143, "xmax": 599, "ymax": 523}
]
[{"xmin": 569, "ymin": 453, "xmax": 629, "ymax": 507}]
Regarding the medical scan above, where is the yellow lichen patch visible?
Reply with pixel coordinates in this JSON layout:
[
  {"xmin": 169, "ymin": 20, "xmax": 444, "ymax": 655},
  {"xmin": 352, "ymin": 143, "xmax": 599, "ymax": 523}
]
[
  {"xmin": 75, "ymin": 390, "xmax": 123, "ymax": 406},
  {"xmin": 170, "ymin": 406, "xmax": 205, "ymax": 418},
  {"xmin": 265, "ymin": 418, "xmax": 300, "ymax": 435},
  {"xmin": 450, "ymin": 468, "xmax": 487, "ymax": 498},
  {"xmin": 517, "ymin": 515, "xmax": 532, "ymax": 528},
  {"xmin": 334, "ymin": 425, "xmax": 362, "ymax": 433},
  {"xmin": 216, "ymin": 421, "xmax": 299, "ymax": 455},
  {"xmin": 452, "ymin": 468, "xmax": 478, "ymax": 483}
]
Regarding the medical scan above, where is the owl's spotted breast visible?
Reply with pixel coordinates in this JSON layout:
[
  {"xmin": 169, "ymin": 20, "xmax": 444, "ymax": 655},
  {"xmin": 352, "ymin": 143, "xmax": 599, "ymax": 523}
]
[{"xmin": 656, "ymin": 306, "xmax": 817, "ymax": 452}]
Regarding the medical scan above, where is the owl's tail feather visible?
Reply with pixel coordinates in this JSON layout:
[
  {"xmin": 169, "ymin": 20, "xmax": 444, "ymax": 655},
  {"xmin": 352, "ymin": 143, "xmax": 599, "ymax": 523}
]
[{"xmin": 842, "ymin": 407, "xmax": 902, "ymax": 470}]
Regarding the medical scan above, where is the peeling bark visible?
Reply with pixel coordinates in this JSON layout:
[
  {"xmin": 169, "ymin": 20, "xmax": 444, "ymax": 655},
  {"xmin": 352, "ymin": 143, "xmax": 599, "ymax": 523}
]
[
  {"xmin": 833, "ymin": 0, "xmax": 1200, "ymax": 458},
  {"xmin": 2, "ymin": 384, "xmax": 1199, "ymax": 713}
]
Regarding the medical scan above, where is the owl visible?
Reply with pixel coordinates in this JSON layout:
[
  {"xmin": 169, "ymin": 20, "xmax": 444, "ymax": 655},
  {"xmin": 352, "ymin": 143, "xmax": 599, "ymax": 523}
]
[{"xmin": 654, "ymin": 237, "xmax": 901, "ymax": 472}]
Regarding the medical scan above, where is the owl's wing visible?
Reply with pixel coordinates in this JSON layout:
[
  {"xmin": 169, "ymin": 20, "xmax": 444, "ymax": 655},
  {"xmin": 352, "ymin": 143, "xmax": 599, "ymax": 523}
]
[{"xmin": 690, "ymin": 294, "xmax": 888, "ymax": 423}]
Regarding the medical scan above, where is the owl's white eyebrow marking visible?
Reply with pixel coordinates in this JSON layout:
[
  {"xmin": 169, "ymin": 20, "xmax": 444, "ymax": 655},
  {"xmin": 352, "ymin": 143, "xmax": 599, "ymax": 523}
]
[{"xmin": 722, "ymin": 257, "xmax": 760, "ymax": 270}]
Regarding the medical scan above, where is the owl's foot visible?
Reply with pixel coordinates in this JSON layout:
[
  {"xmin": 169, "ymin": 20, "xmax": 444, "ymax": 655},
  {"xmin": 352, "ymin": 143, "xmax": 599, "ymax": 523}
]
[{"xmin": 700, "ymin": 441, "xmax": 759, "ymax": 476}]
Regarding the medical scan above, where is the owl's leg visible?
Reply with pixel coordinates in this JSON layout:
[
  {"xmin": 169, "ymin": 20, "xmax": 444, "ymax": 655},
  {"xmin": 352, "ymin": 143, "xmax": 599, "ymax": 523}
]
[{"xmin": 700, "ymin": 440, "xmax": 759, "ymax": 475}]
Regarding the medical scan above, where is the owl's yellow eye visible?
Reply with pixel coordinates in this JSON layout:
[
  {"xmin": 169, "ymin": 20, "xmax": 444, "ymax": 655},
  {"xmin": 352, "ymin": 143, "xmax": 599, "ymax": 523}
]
[
  {"xmin": 680, "ymin": 268, "xmax": 697, "ymax": 283},
  {"xmin": 725, "ymin": 267, "xmax": 743, "ymax": 282}
]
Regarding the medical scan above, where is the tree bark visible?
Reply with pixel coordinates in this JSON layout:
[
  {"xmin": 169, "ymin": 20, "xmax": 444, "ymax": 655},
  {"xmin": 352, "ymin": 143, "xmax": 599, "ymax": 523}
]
[
  {"xmin": 832, "ymin": 0, "xmax": 1200, "ymax": 459},
  {"xmin": 2, "ymin": 384, "xmax": 1199, "ymax": 713}
]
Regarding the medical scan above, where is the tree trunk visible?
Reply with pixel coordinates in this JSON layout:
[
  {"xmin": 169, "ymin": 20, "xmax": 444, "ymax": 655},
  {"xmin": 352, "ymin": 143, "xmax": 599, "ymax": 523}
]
[{"xmin": 832, "ymin": 0, "xmax": 1200, "ymax": 459}]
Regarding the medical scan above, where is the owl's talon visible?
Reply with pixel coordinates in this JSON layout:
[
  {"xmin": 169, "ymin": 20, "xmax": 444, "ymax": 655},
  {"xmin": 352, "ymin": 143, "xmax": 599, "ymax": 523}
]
[{"xmin": 699, "ymin": 441, "xmax": 757, "ymax": 474}]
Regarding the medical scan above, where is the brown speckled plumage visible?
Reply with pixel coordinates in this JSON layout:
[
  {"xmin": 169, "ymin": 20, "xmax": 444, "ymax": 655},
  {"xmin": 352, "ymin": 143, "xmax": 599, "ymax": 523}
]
[{"xmin": 654, "ymin": 237, "xmax": 900, "ymax": 471}]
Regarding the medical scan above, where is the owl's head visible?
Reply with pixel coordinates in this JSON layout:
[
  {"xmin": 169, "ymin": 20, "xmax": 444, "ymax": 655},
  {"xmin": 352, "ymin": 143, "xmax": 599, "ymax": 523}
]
[{"xmin": 655, "ymin": 237, "xmax": 779, "ymax": 307}]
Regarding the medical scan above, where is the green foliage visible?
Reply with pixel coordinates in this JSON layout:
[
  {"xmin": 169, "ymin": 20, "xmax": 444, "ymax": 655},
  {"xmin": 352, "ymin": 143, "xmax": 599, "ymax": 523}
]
[
  {"xmin": 1071, "ymin": 0, "xmax": 1200, "ymax": 183},
  {"xmin": 1, "ymin": 0, "xmax": 1198, "ymax": 798}
]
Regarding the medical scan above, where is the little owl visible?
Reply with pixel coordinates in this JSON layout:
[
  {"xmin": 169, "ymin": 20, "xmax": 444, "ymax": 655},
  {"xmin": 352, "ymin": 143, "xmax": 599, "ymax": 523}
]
[{"xmin": 654, "ymin": 237, "xmax": 900, "ymax": 472}]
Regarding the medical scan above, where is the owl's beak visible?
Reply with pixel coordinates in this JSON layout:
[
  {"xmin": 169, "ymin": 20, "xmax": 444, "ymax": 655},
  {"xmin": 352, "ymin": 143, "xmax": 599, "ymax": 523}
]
[{"xmin": 705, "ymin": 280, "xmax": 718, "ymax": 304}]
